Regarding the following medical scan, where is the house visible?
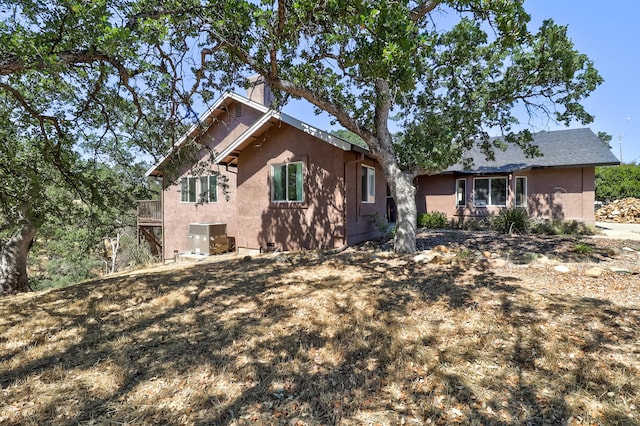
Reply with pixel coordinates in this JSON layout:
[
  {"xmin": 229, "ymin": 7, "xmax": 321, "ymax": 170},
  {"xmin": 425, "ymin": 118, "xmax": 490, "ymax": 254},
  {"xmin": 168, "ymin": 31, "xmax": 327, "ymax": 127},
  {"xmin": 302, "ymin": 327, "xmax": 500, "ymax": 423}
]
[
  {"xmin": 139, "ymin": 81, "xmax": 619, "ymax": 261},
  {"xmin": 140, "ymin": 80, "xmax": 388, "ymax": 260},
  {"xmin": 415, "ymin": 128, "xmax": 619, "ymax": 224}
]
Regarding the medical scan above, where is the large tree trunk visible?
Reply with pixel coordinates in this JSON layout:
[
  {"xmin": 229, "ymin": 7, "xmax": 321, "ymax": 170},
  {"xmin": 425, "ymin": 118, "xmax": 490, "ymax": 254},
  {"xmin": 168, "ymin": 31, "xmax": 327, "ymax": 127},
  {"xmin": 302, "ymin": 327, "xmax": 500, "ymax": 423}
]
[
  {"xmin": 0, "ymin": 222, "xmax": 36, "ymax": 296},
  {"xmin": 378, "ymin": 158, "xmax": 417, "ymax": 254},
  {"xmin": 388, "ymin": 172, "xmax": 417, "ymax": 254},
  {"xmin": 371, "ymin": 79, "xmax": 417, "ymax": 254}
]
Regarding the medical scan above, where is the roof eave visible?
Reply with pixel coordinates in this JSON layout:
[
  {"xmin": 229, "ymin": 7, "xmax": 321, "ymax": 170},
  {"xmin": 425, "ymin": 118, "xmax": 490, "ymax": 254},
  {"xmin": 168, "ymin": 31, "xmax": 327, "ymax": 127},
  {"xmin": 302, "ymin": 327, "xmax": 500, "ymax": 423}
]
[{"xmin": 144, "ymin": 92, "xmax": 270, "ymax": 177}]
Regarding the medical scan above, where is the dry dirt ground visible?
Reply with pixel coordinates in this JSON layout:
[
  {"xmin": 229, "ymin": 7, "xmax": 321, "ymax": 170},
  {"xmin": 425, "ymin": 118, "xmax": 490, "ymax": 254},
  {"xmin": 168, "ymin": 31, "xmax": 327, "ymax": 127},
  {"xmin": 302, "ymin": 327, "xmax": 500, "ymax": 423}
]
[{"xmin": 0, "ymin": 230, "xmax": 639, "ymax": 425}]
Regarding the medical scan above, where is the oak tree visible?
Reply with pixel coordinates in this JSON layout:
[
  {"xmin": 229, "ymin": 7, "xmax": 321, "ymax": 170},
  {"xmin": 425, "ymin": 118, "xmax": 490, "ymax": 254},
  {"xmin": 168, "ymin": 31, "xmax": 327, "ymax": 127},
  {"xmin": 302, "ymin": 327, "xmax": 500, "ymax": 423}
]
[{"xmin": 150, "ymin": 0, "xmax": 601, "ymax": 252}]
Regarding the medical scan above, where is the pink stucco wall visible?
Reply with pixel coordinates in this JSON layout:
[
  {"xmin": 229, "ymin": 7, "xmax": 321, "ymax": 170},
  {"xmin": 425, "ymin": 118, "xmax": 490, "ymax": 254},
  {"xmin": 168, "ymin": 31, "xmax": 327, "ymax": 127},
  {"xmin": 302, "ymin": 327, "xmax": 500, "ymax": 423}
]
[
  {"xmin": 415, "ymin": 167, "xmax": 597, "ymax": 225},
  {"xmin": 161, "ymin": 101, "xmax": 264, "ymax": 259},
  {"xmin": 160, "ymin": 101, "xmax": 386, "ymax": 259},
  {"xmin": 233, "ymin": 123, "xmax": 349, "ymax": 251}
]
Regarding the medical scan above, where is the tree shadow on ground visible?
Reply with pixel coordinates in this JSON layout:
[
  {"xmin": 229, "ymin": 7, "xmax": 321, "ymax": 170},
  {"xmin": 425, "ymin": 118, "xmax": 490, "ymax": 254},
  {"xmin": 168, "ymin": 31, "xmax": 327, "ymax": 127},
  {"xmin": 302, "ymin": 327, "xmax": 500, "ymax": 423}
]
[{"xmin": 0, "ymin": 250, "xmax": 638, "ymax": 425}]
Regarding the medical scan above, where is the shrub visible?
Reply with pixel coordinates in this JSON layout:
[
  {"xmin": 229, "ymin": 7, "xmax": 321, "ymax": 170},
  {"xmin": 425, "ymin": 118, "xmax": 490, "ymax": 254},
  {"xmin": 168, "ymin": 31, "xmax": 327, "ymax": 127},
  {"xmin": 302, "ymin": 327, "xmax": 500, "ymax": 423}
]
[
  {"xmin": 491, "ymin": 208, "xmax": 531, "ymax": 234},
  {"xmin": 530, "ymin": 219, "xmax": 595, "ymax": 236},
  {"xmin": 574, "ymin": 242, "xmax": 594, "ymax": 255},
  {"xmin": 417, "ymin": 211, "xmax": 448, "ymax": 229},
  {"xmin": 371, "ymin": 212, "xmax": 393, "ymax": 239}
]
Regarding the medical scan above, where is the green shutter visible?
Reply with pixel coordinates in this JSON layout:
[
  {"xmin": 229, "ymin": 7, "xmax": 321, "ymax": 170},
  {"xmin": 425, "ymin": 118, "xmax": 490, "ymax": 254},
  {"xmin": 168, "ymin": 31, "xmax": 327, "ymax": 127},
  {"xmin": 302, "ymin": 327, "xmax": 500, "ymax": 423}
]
[{"xmin": 273, "ymin": 165, "xmax": 284, "ymax": 201}]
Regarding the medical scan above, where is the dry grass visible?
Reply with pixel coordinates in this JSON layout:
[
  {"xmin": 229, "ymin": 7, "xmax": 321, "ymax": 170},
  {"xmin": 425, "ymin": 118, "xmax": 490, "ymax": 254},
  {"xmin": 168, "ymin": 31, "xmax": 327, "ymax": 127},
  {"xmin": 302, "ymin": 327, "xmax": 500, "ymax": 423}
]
[{"xmin": 1, "ymin": 241, "xmax": 639, "ymax": 425}]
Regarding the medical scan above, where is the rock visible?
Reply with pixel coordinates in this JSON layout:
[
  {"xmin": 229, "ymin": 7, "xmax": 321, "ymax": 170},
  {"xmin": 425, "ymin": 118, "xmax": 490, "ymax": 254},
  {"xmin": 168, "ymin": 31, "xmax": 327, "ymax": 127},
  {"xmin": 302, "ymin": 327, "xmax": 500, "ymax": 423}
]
[
  {"xmin": 554, "ymin": 265, "xmax": 571, "ymax": 273},
  {"xmin": 482, "ymin": 251, "xmax": 492, "ymax": 259},
  {"xmin": 596, "ymin": 198, "xmax": 640, "ymax": 223},
  {"xmin": 478, "ymin": 258, "xmax": 507, "ymax": 269},
  {"xmin": 430, "ymin": 254, "xmax": 452, "ymax": 265},
  {"xmin": 433, "ymin": 245, "xmax": 449, "ymax": 253},
  {"xmin": 622, "ymin": 247, "xmax": 636, "ymax": 252},
  {"xmin": 610, "ymin": 267, "xmax": 632, "ymax": 274},
  {"xmin": 414, "ymin": 251, "xmax": 436, "ymax": 263},
  {"xmin": 488, "ymin": 258, "xmax": 507, "ymax": 268},
  {"xmin": 585, "ymin": 267, "xmax": 604, "ymax": 278}
]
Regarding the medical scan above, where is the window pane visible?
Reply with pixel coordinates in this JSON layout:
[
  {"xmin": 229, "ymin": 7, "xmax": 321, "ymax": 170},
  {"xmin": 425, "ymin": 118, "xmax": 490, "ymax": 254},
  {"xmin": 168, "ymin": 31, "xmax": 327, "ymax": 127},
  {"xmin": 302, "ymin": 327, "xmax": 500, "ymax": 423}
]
[
  {"xmin": 180, "ymin": 178, "xmax": 188, "ymax": 202},
  {"xmin": 294, "ymin": 163, "xmax": 303, "ymax": 201},
  {"xmin": 188, "ymin": 177, "xmax": 196, "ymax": 203},
  {"xmin": 287, "ymin": 164, "xmax": 298, "ymax": 201},
  {"xmin": 456, "ymin": 179, "xmax": 466, "ymax": 207},
  {"xmin": 361, "ymin": 166, "xmax": 375, "ymax": 203},
  {"xmin": 490, "ymin": 178, "xmax": 507, "ymax": 206},
  {"xmin": 361, "ymin": 166, "xmax": 367, "ymax": 202},
  {"xmin": 368, "ymin": 168, "xmax": 375, "ymax": 201},
  {"xmin": 515, "ymin": 177, "xmax": 526, "ymax": 207},
  {"xmin": 475, "ymin": 179, "xmax": 489, "ymax": 206},
  {"xmin": 199, "ymin": 176, "xmax": 208, "ymax": 202},
  {"xmin": 209, "ymin": 175, "xmax": 217, "ymax": 202}
]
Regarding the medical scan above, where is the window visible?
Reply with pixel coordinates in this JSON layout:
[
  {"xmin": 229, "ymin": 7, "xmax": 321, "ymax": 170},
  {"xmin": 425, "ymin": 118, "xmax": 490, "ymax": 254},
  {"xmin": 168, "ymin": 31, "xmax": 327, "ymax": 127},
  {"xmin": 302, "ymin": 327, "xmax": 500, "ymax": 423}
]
[
  {"xmin": 272, "ymin": 162, "xmax": 304, "ymax": 202},
  {"xmin": 515, "ymin": 176, "xmax": 527, "ymax": 207},
  {"xmin": 455, "ymin": 178, "xmax": 466, "ymax": 207},
  {"xmin": 180, "ymin": 177, "xmax": 197, "ymax": 203},
  {"xmin": 199, "ymin": 175, "xmax": 217, "ymax": 203},
  {"xmin": 474, "ymin": 177, "xmax": 507, "ymax": 206},
  {"xmin": 361, "ymin": 165, "xmax": 376, "ymax": 203},
  {"xmin": 180, "ymin": 175, "xmax": 217, "ymax": 203}
]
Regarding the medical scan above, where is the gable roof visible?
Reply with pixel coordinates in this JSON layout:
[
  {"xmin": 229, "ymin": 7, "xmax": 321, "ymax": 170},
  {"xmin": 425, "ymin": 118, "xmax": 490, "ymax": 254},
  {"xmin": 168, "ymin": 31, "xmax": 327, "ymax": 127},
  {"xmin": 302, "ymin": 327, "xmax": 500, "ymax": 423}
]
[
  {"xmin": 443, "ymin": 128, "xmax": 620, "ymax": 174},
  {"xmin": 214, "ymin": 109, "xmax": 368, "ymax": 166},
  {"xmin": 145, "ymin": 93, "xmax": 367, "ymax": 176}
]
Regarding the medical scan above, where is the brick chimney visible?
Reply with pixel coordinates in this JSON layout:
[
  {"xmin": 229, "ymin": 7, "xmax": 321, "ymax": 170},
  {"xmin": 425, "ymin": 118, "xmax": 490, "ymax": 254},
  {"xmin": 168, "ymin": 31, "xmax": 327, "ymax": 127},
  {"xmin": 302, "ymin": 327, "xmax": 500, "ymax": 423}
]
[{"xmin": 246, "ymin": 75, "xmax": 274, "ymax": 107}]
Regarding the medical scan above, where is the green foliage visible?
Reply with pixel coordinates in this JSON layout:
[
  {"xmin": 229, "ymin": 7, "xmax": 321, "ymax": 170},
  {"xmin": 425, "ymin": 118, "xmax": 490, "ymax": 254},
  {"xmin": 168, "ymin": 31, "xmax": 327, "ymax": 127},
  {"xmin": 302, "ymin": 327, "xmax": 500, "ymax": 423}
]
[
  {"xmin": 491, "ymin": 208, "xmax": 531, "ymax": 234},
  {"xmin": 597, "ymin": 132, "xmax": 613, "ymax": 148},
  {"xmin": 330, "ymin": 130, "xmax": 367, "ymax": 149},
  {"xmin": 0, "ymin": 0, "xmax": 604, "ymax": 264},
  {"xmin": 417, "ymin": 211, "xmax": 449, "ymax": 229},
  {"xmin": 530, "ymin": 219, "xmax": 594, "ymax": 236},
  {"xmin": 371, "ymin": 213, "xmax": 393, "ymax": 239},
  {"xmin": 31, "ymin": 255, "xmax": 101, "ymax": 291},
  {"xmin": 573, "ymin": 242, "xmax": 594, "ymax": 255},
  {"xmin": 595, "ymin": 164, "xmax": 640, "ymax": 202}
]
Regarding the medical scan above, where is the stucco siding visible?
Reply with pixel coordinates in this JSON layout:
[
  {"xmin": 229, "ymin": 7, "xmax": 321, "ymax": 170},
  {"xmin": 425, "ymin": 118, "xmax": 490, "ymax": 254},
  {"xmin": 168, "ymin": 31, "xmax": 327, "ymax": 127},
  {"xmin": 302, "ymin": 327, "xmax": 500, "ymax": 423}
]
[
  {"xmin": 415, "ymin": 174, "xmax": 455, "ymax": 219},
  {"xmin": 344, "ymin": 154, "xmax": 387, "ymax": 245},
  {"xmin": 524, "ymin": 167, "xmax": 596, "ymax": 224},
  {"xmin": 234, "ymin": 123, "xmax": 349, "ymax": 251},
  {"xmin": 160, "ymin": 102, "xmax": 264, "ymax": 260},
  {"xmin": 415, "ymin": 167, "xmax": 597, "ymax": 225}
]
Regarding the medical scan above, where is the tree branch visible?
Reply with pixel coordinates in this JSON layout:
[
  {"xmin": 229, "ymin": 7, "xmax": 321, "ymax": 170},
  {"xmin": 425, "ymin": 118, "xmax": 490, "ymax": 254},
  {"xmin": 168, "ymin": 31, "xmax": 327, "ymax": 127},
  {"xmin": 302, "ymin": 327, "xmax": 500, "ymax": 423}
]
[
  {"xmin": 410, "ymin": 1, "xmax": 441, "ymax": 22},
  {"xmin": 0, "ymin": 82, "xmax": 65, "ymax": 138}
]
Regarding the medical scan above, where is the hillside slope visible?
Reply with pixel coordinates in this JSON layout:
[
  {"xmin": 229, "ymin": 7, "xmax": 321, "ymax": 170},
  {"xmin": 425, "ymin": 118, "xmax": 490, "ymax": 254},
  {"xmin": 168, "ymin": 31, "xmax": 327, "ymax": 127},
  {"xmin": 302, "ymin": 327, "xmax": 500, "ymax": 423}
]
[{"xmin": 1, "ymin": 232, "xmax": 639, "ymax": 425}]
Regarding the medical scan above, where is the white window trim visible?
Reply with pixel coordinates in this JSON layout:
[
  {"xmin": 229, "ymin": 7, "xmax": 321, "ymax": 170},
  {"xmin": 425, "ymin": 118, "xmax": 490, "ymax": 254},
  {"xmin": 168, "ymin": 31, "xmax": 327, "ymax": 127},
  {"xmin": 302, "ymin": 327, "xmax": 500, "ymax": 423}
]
[
  {"xmin": 180, "ymin": 177, "xmax": 196, "ymax": 203},
  {"xmin": 271, "ymin": 162, "xmax": 304, "ymax": 203},
  {"xmin": 180, "ymin": 175, "xmax": 218, "ymax": 203},
  {"xmin": 455, "ymin": 178, "xmax": 466, "ymax": 207},
  {"xmin": 361, "ymin": 165, "xmax": 376, "ymax": 204},
  {"xmin": 515, "ymin": 176, "xmax": 527, "ymax": 207},
  {"xmin": 473, "ymin": 177, "xmax": 508, "ymax": 207}
]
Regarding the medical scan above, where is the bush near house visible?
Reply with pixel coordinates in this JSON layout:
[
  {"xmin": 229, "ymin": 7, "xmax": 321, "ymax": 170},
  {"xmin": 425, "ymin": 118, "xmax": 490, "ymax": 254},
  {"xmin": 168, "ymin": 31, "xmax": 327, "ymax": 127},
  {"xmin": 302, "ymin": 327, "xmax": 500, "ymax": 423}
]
[{"xmin": 417, "ymin": 211, "xmax": 449, "ymax": 229}]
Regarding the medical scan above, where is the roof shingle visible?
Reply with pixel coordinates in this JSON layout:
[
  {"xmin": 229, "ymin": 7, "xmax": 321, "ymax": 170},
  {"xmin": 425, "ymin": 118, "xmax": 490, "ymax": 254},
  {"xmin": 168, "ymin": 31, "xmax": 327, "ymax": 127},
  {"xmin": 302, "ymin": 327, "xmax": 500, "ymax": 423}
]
[{"xmin": 444, "ymin": 128, "xmax": 620, "ymax": 174}]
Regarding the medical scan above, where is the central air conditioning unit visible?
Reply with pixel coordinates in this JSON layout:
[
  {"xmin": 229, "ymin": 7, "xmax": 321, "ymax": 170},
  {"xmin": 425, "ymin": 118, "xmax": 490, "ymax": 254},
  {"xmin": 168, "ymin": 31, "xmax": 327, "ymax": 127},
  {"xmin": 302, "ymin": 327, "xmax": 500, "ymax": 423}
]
[{"xmin": 187, "ymin": 223, "xmax": 228, "ymax": 255}]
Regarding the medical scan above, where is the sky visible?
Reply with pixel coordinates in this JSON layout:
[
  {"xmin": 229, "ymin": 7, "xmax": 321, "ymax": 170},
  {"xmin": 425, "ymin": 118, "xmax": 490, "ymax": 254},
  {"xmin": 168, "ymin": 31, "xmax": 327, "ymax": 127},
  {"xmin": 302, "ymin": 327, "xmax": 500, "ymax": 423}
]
[{"xmin": 279, "ymin": 0, "xmax": 640, "ymax": 163}]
